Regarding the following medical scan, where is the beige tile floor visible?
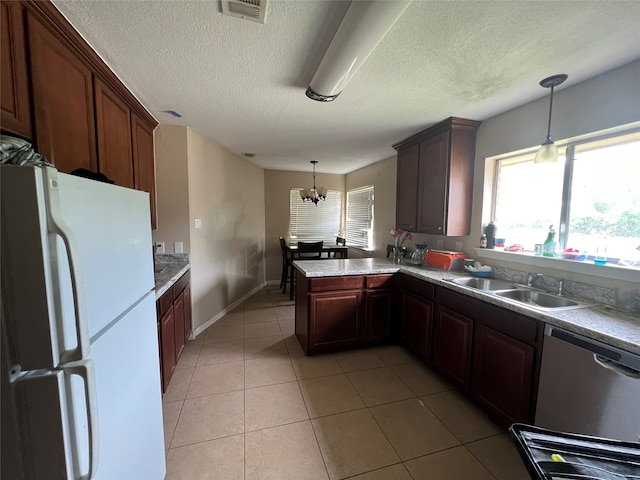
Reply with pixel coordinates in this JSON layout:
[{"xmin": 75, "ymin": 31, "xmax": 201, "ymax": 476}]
[{"xmin": 163, "ymin": 285, "xmax": 531, "ymax": 480}]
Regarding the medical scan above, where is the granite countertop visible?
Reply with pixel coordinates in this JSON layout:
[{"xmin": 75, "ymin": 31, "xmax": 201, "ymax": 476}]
[
  {"xmin": 293, "ymin": 258, "xmax": 640, "ymax": 355},
  {"xmin": 154, "ymin": 253, "xmax": 190, "ymax": 299}
]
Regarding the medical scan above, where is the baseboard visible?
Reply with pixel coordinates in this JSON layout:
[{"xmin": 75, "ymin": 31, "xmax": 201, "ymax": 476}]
[{"xmin": 190, "ymin": 281, "xmax": 267, "ymax": 339}]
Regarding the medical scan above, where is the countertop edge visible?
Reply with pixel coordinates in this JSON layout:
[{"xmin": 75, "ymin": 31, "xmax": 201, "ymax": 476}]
[
  {"xmin": 293, "ymin": 258, "xmax": 640, "ymax": 356},
  {"xmin": 154, "ymin": 264, "xmax": 191, "ymax": 300}
]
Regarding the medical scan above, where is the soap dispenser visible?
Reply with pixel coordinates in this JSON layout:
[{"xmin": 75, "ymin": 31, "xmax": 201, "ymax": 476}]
[{"xmin": 542, "ymin": 225, "xmax": 557, "ymax": 257}]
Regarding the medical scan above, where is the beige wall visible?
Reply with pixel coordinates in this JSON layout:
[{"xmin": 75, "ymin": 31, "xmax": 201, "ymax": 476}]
[
  {"xmin": 264, "ymin": 170, "xmax": 346, "ymax": 281},
  {"xmin": 152, "ymin": 124, "xmax": 190, "ymax": 252},
  {"xmin": 187, "ymin": 129, "xmax": 265, "ymax": 332},
  {"xmin": 154, "ymin": 125, "xmax": 266, "ymax": 334},
  {"xmin": 345, "ymin": 156, "xmax": 397, "ymax": 259}
]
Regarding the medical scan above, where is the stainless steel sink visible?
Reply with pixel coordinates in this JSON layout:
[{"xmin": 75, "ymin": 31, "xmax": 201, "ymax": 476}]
[
  {"xmin": 495, "ymin": 289, "xmax": 591, "ymax": 311},
  {"xmin": 449, "ymin": 277, "xmax": 516, "ymax": 291}
]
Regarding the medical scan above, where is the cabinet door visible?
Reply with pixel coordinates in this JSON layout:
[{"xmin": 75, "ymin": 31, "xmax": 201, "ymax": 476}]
[
  {"xmin": 183, "ymin": 284, "xmax": 192, "ymax": 341},
  {"xmin": 27, "ymin": 13, "xmax": 96, "ymax": 172},
  {"xmin": 174, "ymin": 290, "xmax": 185, "ymax": 362},
  {"xmin": 309, "ymin": 291, "xmax": 362, "ymax": 353},
  {"xmin": 417, "ymin": 131, "xmax": 449, "ymax": 234},
  {"xmin": 472, "ymin": 324, "xmax": 535, "ymax": 426},
  {"xmin": 132, "ymin": 113, "xmax": 157, "ymax": 229},
  {"xmin": 1, "ymin": 2, "xmax": 31, "ymax": 138},
  {"xmin": 363, "ymin": 289, "xmax": 391, "ymax": 343},
  {"xmin": 401, "ymin": 291, "xmax": 433, "ymax": 361},
  {"xmin": 160, "ymin": 306, "xmax": 176, "ymax": 392},
  {"xmin": 432, "ymin": 306, "xmax": 473, "ymax": 390},
  {"xmin": 395, "ymin": 143, "xmax": 419, "ymax": 231},
  {"xmin": 94, "ymin": 78, "xmax": 134, "ymax": 187}
]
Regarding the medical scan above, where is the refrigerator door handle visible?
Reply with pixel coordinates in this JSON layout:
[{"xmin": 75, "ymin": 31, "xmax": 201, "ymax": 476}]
[
  {"xmin": 62, "ymin": 359, "xmax": 99, "ymax": 480},
  {"xmin": 42, "ymin": 166, "xmax": 90, "ymax": 362}
]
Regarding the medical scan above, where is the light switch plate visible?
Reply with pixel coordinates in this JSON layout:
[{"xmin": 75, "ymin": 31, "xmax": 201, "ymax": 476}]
[
  {"xmin": 155, "ymin": 242, "xmax": 165, "ymax": 254},
  {"xmin": 194, "ymin": 218, "xmax": 202, "ymax": 229},
  {"xmin": 174, "ymin": 241, "xmax": 183, "ymax": 253}
]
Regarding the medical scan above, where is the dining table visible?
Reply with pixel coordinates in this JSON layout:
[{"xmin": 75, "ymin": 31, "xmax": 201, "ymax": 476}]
[{"xmin": 285, "ymin": 241, "xmax": 349, "ymax": 300}]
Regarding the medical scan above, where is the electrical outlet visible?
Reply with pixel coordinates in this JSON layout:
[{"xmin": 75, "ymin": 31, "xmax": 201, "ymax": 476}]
[
  {"xmin": 436, "ymin": 239, "xmax": 444, "ymax": 249},
  {"xmin": 455, "ymin": 241, "xmax": 463, "ymax": 251},
  {"xmin": 155, "ymin": 242, "xmax": 165, "ymax": 254},
  {"xmin": 174, "ymin": 241, "xmax": 183, "ymax": 253}
]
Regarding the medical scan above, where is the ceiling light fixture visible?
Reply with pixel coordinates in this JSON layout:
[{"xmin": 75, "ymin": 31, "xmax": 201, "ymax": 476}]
[
  {"xmin": 300, "ymin": 161, "xmax": 327, "ymax": 206},
  {"xmin": 534, "ymin": 74, "xmax": 568, "ymax": 164},
  {"xmin": 305, "ymin": 0, "xmax": 411, "ymax": 102}
]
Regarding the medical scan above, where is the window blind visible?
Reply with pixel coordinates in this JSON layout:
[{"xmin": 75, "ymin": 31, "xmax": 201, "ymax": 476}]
[
  {"xmin": 289, "ymin": 189, "xmax": 342, "ymax": 243},
  {"xmin": 346, "ymin": 185, "xmax": 374, "ymax": 249}
]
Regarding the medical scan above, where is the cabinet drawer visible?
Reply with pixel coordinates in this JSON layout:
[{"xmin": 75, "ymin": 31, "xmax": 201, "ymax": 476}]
[
  {"xmin": 478, "ymin": 303, "xmax": 539, "ymax": 345},
  {"xmin": 309, "ymin": 276, "xmax": 362, "ymax": 292},
  {"xmin": 364, "ymin": 274, "xmax": 394, "ymax": 289},
  {"xmin": 158, "ymin": 285, "xmax": 174, "ymax": 317},
  {"xmin": 400, "ymin": 274, "xmax": 435, "ymax": 300},
  {"xmin": 174, "ymin": 270, "xmax": 190, "ymax": 294}
]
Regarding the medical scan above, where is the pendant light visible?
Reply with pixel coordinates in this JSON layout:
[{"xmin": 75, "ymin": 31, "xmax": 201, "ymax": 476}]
[
  {"xmin": 534, "ymin": 74, "xmax": 567, "ymax": 164},
  {"xmin": 300, "ymin": 161, "xmax": 327, "ymax": 206}
]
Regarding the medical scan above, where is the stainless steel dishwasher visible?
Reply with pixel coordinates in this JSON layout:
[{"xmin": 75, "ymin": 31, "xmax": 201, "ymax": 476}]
[{"xmin": 535, "ymin": 324, "xmax": 640, "ymax": 443}]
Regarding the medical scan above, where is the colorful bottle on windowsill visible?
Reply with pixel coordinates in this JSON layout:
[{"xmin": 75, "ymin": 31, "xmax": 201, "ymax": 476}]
[
  {"xmin": 594, "ymin": 237, "xmax": 607, "ymax": 265},
  {"xmin": 542, "ymin": 225, "xmax": 556, "ymax": 257}
]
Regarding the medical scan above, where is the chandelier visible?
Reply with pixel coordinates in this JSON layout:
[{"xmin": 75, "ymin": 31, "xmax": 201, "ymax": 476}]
[{"xmin": 300, "ymin": 161, "xmax": 327, "ymax": 206}]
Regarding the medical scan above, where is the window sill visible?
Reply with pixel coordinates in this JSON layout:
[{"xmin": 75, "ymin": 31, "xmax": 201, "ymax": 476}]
[{"xmin": 474, "ymin": 248, "xmax": 639, "ymax": 284}]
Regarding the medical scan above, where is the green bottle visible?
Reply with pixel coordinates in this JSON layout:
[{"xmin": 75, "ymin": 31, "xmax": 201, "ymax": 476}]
[{"xmin": 542, "ymin": 225, "xmax": 556, "ymax": 257}]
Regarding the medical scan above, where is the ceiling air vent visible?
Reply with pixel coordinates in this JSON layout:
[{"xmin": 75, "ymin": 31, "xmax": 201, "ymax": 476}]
[{"xmin": 221, "ymin": 0, "xmax": 267, "ymax": 24}]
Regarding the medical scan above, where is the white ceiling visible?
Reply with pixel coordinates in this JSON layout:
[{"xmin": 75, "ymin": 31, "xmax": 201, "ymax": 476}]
[{"xmin": 53, "ymin": 0, "xmax": 640, "ymax": 175}]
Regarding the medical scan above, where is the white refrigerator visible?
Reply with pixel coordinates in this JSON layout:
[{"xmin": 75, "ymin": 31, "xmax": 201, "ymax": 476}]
[{"xmin": 1, "ymin": 164, "xmax": 166, "ymax": 479}]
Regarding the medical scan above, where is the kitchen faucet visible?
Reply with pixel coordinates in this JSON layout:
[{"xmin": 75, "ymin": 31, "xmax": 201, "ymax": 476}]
[{"xmin": 527, "ymin": 273, "xmax": 544, "ymax": 289}]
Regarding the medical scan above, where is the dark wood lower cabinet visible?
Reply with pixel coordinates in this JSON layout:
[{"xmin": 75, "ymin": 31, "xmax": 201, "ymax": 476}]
[
  {"xmin": 156, "ymin": 271, "xmax": 191, "ymax": 393},
  {"xmin": 294, "ymin": 271, "xmax": 542, "ymax": 427},
  {"xmin": 295, "ymin": 273, "xmax": 393, "ymax": 354},
  {"xmin": 471, "ymin": 323, "xmax": 535, "ymax": 426},
  {"xmin": 363, "ymin": 289, "xmax": 391, "ymax": 343},
  {"xmin": 174, "ymin": 290, "xmax": 186, "ymax": 362},
  {"xmin": 309, "ymin": 291, "xmax": 362, "ymax": 353},
  {"xmin": 432, "ymin": 306, "xmax": 473, "ymax": 390},
  {"xmin": 401, "ymin": 291, "xmax": 433, "ymax": 361},
  {"xmin": 159, "ymin": 307, "xmax": 176, "ymax": 390}
]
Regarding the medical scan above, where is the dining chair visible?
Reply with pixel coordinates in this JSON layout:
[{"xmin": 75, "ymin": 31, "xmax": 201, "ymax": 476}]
[
  {"xmin": 334, "ymin": 236, "xmax": 347, "ymax": 258},
  {"xmin": 279, "ymin": 237, "xmax": 292, "ymax": 294},
  {"xmin": 297, "ymin": 241, "xmax": 324, "ymax": 259},
  {"xmin": 290, "ymin": 241, "xmax": 323, "ymax": 299}
]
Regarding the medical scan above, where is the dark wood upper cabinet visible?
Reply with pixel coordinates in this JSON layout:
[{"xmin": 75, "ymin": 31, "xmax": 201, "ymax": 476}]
[
  {"xmin": 1, "ymin": 2, "xmax": 31, "ymax": 139},
  {"xmin": 27, "ymin": 11, "xmax": 96, "ymax": 172},
  {"xmin": 393, "ymin": 117, "xmax": 481, "ymax": 236},
  {"xmin": 94, "ymin": 78, "xmax": 134, "ymax": 188},
  {"xmin": 132, "ymin": 114, "xmax": 157, "ymax": 229},
  {"xmin": 395, "ymin": 143, "xmax": 419, "ymax": 231},
  {"xmin": 1, "ymin": 1, "xmax": 158, "ymax": 227}
]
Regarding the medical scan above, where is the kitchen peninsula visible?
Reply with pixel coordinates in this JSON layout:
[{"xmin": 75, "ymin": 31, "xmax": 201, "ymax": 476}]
[{"xmin": 293, "ymin": 257, "xmax": 640, "ymax": 426}]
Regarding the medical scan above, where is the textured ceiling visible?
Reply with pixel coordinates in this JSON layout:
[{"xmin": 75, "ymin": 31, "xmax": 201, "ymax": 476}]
[{"xmin": 53, "ymin": 0, "xmax": 640, "ymax": 174}]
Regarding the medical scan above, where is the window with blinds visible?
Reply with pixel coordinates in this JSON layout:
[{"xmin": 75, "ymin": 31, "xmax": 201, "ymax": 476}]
[
  {"xmin": 346, "ymin": 185, "xmax": 374, "ymax": 249},
  {"xmin": 289, "ymin": 189, "xmax": 342, "ymax": 243}
]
